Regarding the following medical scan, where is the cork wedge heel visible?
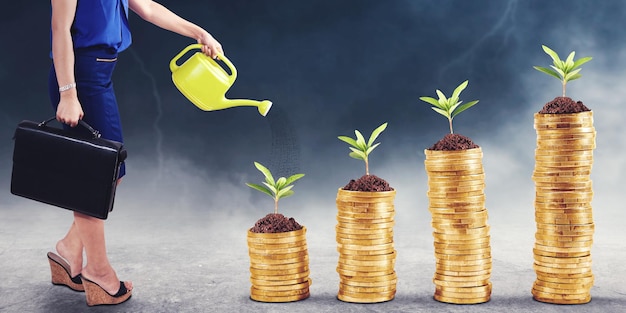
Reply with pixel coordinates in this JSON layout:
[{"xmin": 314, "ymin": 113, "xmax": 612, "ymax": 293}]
[
  {"xmin": 47, "ymin": 252, "xmax": 84, "ymax": 292},
  {"xmin": 82, "ymin": 276, "xmax": 132, "ymax": 306}
]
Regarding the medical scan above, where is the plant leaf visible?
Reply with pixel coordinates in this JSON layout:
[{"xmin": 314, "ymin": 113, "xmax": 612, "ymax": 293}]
[
  {"xmin": 567, "ymin": 73, "xmax": 582, "ymax": 81},
  {"xmin": 338, "ymin": 136, "xmax": 359, "ymax": 148},
  {"xmin": 275, "ymin": 177, "xmax": 287, "ymax": 189},
  {"xmin": 354, "ymin": 130, "xmax": 367, "ymax": 151},
  {"xmin": 435, "ymin": 90, "xmax": 449, "ymax": 109},
  {"xmin": 246, "ymin": 183, "xmax": 274, "ymax": 198},
  {"xmin": 284, "ymin": 173, "xmax": 304, "ymax": 186},
  {"xmin": 277, "ymin": 185, "xmax": 294, "ymax": 198},
  {"xmin": 542, "ymin": 45, "xmax": 560, "ymax": 63},
  {"xmin": 550, "ymin": 65, "xmax": 565, "ymax": 78},
  {"xmin": 564, "ymin": 68, "xmax": 582, "ymax": 81},
  {"xmin": 262, "ymin": 182, "xmax": 277, "ymax": 195},
  {"xmin": 431, "ymin": 107, "xmax": 450, "ymax": 118},
  {"xmin": 367, "ymin": 122, "xmax": 387, "ymax": 147},
  {"xmin": 451, "ymin": 80, "xmax": 468, "ymax": 100},
  {"xmin": 452, "ymin": 100, "xmax": 479, "ymax": 118},
  {"xmin": 278, "ymin": 190, "xmax": 295, "ymax": 199},
  {"xmin": 253, "ymin": 162, "xmax": 275, "ymax": 186},
  {"xmin": 419, "ymin": 96, "xmax": 440, "ymax": 107},
  {"xmin": 572, "ymin": 56, "xmax": 592, "ymax": 69},
  {"xmin": 366, "ymin": 142, "xmax": 381, "ymax": 155},
  {"xmin": 349, "ymin": 150, "xmax": 366, "ymax": 160},
  {"xmin": 534, "ymin": 66, "xmax": 562, "ymax": 80}
]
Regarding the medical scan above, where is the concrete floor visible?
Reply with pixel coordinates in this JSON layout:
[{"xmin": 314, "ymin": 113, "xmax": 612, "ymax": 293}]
[{"xmin": 1, "ymin": 176, "xmax": 625, "ymax": 313}]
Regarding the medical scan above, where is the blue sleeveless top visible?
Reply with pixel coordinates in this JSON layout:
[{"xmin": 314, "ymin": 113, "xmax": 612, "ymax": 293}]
[{"xmin": 51, "ymin": 0, "xmax": 132, "ymax": 55}]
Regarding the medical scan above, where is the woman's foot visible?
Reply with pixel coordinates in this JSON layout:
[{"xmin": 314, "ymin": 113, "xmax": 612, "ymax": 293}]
[
  {"xmin": 47, "ymin": 252, "xmax": 84, "ymax": 292},
  {"xmin": 81, "ymin": 266, "xmax": 132, "ymax": 298},
  {"xmin": 82, "ymin": 276, "xmax": 132, "ymax": 306},
  {"xmin": 56, "ymin": 239, "xmax": 83, "ymax": 279}
]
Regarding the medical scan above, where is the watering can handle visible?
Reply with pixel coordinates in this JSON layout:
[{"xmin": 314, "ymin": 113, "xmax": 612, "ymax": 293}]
[{"xmin": 169, "ymin": 44, "xmax": 237, "ymax": 84}]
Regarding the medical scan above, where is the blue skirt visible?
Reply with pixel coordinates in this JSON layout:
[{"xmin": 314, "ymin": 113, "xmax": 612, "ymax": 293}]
[{"xmin": 48, "ymin": 47, "xmax": 126, "ymax": 178}]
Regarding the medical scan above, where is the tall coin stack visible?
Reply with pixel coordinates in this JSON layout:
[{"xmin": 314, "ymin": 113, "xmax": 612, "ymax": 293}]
[
  {"xmin": 247, "ymin": 227, "xmax": 311, "ymax": 302},
  {"xmin": 336, "ymin": 189, "xmax": 397, "ymax": 303},
  {"xmin": 532, "ymin": 111, "xmax": 596, "ymax": 304},
  {"xmin": 424, "ymin": 148, "xmax": 492, "ymax": 304}
]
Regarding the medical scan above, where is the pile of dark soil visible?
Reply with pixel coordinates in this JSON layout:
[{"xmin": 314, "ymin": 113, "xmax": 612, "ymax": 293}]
[
  {"xmin": 251, "ymin": 213, "xmax": 302, "ymax": 233},
  {"xmin": 539, "ymin": 96, "xmax": 590, "ymax": 114},
  {"xmin": 343, "ymin": 174, "xmax": 394, "ymax": 192},
  {"xmin": 428, "ymin": 133, "xmax": 479, "ymax": 151}
]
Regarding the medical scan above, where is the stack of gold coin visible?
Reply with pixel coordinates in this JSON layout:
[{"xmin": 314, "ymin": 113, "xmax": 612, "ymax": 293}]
[
  {"xmin": 247, "ymin": 227, "xmax": 311, "ymax": 302},
  {"xmin": 424, "ymin": 147, "xmax": 492, "ymax": 304},
  {"xmin": 532, "ymin": 112, "xmax": 596, "ymax": 304},
  {"xmin": 336, "ymin": 189, "xmax": 397, "ymax": 303}
]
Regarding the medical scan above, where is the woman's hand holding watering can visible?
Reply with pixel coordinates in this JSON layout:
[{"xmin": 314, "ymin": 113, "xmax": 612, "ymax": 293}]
[{"xmin": 197, "ymin": 32, "xmax": 223, "ymax": 59}]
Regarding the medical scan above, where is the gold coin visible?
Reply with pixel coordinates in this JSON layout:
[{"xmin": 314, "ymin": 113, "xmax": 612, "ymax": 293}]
[
  {"xmin": 430, "ymin": 209, "xmax": 488, "ymax": 219},
  {"xmin": 532, "ymin": 286, "xmax": 591, "ymax": 304},
  {"xmin": 250, "ymin": 276, "xmax": 309, "ymax": 286},
  {"xmin": 336, "ymin": 225, "xmax": 394, "ymax": 235},
  {"xmin": 432, "ymin": 225, "xmax": 490, "ymax": 236},
  {"xmin": 433, "ymin": 294, "xmax": 490, "ymax": 304},
  {"xmin": 533, "ymin": 248, "xmax": 590, "ymax": 258},
  {"xmin": 248, "ymin": 244, "xmax": 308, "ymax": 256},
  {"xmin": 339, "ymin": 272, "xmax": 397, "ymax": 284},
  {"xmin": 433, "ymin": 272, "xmax": 491, "ymax": 282},
  {"xmin": 534, "ymin": 111, "xmax": 593, "ymax": 120},
  {"xmin": 532, "ymin": 293, "xmax": 591, "ymax": 305},
  {"xmin": 435, "ymin": 247, "xmax": 491, "ymax": 257},
  {"xmin": 251, "ymin": 285, "xmax": 309, "ymax": 297},
  {"xmin": 424, "ymin": 147, "xmax": 483, "ymax": 158},
  {"xmin": 434, "ymin": 288, "xmax": 491, "ymax": 299},
  {"xmin": 535, "ymin": 278, "xmax": 593, "ymax": 291},
  {"xmin": 534, "ymin": 148, "xmax": 594, "ymax": 156},
  {"xmin": 533, "ymin": 258, "xmax": 592, "ymax": 269},
  {"xmin": 536, "ymin": 223, "xmax": 594, "ymax": 232},
  {"xmin": 531, "ymin": 285, "xmax": 591, "ymax": 298},
  {"xmin": 336, "ymin": 200, "xmax": 395, "ymax": 211},
  {"xmin": 535, "ymin": 233, "xmax": 593, "ymax": 243},
  {"xmin": 427, "ymin": 183, "xmax": 485, "ymax": 194},
  {"xmin": 250, "ymin": 279, "xmax": 310, "ymax": 292},
  {"xmin": 533, "ymin": 205, "xmax": 593, "ymax": 214},
  {"xmin": 336, "ymin": 236, "xmax": 394, "ymax": 247},
  {"xmin": 249, "ymin": 265, "xmax": 309, "ymax": 276},
  {"xmin": 337, "ymin": 262, "xmax": 394, "ymax": 273},
  {"xmin": 436, "ymin": 258, "xmax": 491, "ymax": 268},
  {"xmin": 337, "ymin": 246, "xmax": 395, "ymax": 256},
  {"xmin": 435, "ymin": 281, "xmax": 491, "ymax": 293},
  {"xmin": 435, "ymin": 252, "xmax": 491, "ymax": 261},
  {"xmin": 436, "ymin": 263, "xmax": 492, "ymax": 273},
  {"xmin": 533, "ymin": 254, "xmax": 591, "ymax": 264},
  {"xmin": 251, "ymin": 270, "xmax": 310, "ymax": 281},
  {"xmin": 533, "ymin": 263, "xmax": 593, "ymax": 275},
  {"xmin": 337, "ymin": 210, "xmax": 395, "ymax": 220},
  {"xmin": 533, "ymin": 243, "xmax": 592, "ymax": 254},
  {"xmin": 249, "ymin": 258, "xmax": 308, "ymax": 270},
  {"xmin": 434, "ymin": 241, "xmax": 490, "ymax": 250},
  {"xmin": 335, "ymin": 221, "xmax": 395, "ymax": 230},
  {"xmin": 336, "ymin": 267, "xmax": 395, "ymax": 278},
  {"xmin": 250, "ymin": 290, "xmax": 310, "ymax": 303},
  {"xmin": 427, "ymin": 174, "xmax": 486, "ymax": 183},
  {"xmin": 337, "ymin": 289, "xmax": 395, "ymax": 303},
  {"xmin": 534, "ymin": 239, "xmax": 593, "ymax": 249},
  {"xmin": 336, "ymin": 188, "xmax": 396, "ymax": 201},
  {"xmin": 436, "ymin": 268, "xmax": 491, "ymax": 277},
  {"xmin": 339, "ymin": 283, "xmax": 396, "ymax": 294},
  {"xmin": 247, "ymin": 240, "xmax": 308, "ymax": 251},
  {"xmin": 433, "ymin": 236, "xmax": 491, "ymax": 246},
  {"xmin": 339, "ymin": 257, "xmax": 395, "ymax": 268},
  {"xmin": 340, "ymin": 250, "xmax": 396, "ymax": 261},
  {"xmin": 534, "ymin": 273, "xmax": 594, "ymax": 284}
]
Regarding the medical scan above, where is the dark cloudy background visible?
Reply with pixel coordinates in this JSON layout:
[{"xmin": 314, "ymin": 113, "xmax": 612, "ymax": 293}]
[{"xmin": 1, "ymin": 0, "xmax": 625, "ymax": 306}]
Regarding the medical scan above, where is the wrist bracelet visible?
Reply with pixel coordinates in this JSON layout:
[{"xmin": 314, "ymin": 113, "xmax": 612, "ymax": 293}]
[{"xmin": 59, "ymin": 82, "xmax": 76, "ymax": 92}]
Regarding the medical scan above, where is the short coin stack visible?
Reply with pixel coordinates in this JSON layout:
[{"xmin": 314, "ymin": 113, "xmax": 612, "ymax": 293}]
[
  {"xmin": 247, "ymin": 227, "xmax": 311, "ymax": 302},
  {"xmin": 424, "ymin": 148, "xmax": 492, "ymax": 304},
  {"xmin": 532, "ymin": 112, "xmax": 596, "ymax": 304},
  {"xmin": 336, "ymin": 189, "xmax": 397, "ymax": 303}
]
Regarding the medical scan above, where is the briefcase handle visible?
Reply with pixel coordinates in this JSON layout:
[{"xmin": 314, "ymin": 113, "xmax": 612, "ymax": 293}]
[{"xmin": 38, "ymin": 117, "xmax": 101, "ymax": 139}]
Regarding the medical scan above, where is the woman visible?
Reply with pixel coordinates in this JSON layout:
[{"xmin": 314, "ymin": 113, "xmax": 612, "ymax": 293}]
[{"xmin": 46, "ymin": 0, "xmax": 223, "ymax": 306}]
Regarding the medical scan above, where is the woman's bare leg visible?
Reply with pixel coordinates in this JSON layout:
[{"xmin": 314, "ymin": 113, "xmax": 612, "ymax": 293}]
[
  {"xmin": 73, "ymin": 212, "xmax": 133, "ymax": 295},
  {"xmin": 56, "ymin": 221, "xmax": 84, "ymax": 278}
]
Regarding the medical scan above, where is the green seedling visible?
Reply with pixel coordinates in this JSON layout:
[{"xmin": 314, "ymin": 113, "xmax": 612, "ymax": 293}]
[
  {"xmin": 533, "ymin": 45, "xmax": 592, "ymax": 97},
  {"xmin": 419, "ymin": 80, "xmax": 478, "ymax": 134},
  {"xmin": 246, "ymin": 162, "xmax": 304, "ymax": 214},
  {"xmin": 338, "ymin": 122, "xmax": 388, "ymax": 176}
]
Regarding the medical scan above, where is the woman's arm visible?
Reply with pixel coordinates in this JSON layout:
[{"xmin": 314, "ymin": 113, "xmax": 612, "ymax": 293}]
[
  {"xmin": 51, "ymin": 0, "xmax": 83, "ymax": 127},
  {"xmin": 128, "ymin": 0, "xmax": 223, "ymax": 58}
]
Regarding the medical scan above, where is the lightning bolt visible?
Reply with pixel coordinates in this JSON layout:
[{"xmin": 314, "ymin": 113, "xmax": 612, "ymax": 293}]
[
  {"xmin": 437, "ymin": 0, "xmax": 519, "ymax": 83},
  {"xmin": 128, "ymin": 48, "xmax": 165, "ymax": 181}
]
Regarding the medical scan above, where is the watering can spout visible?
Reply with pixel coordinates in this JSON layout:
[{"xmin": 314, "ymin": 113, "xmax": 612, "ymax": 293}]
[{"xmin": 221, "ymin": 99, "xmax": 272, "ymax": 116}]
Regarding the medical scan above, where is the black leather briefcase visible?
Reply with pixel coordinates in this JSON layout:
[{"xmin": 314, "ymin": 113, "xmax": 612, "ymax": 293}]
[{"xmin": 10, "ymin": 117, "xmax": 127, "ymax": 219}]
